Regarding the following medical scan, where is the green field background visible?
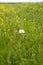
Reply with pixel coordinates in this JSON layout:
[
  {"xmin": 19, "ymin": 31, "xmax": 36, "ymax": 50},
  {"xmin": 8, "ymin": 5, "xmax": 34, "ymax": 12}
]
[{"xmin": 0, "ymin": 3, "xmax": 43, "ymax": 65}]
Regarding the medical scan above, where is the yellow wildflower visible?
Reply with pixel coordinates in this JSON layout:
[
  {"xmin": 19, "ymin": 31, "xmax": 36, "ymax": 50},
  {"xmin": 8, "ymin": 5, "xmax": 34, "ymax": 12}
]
[
  {"xmin": 8, "ymin": 29, "xmax": 10, "ymax": 32},
  {"xmin": 33, "ymin": 8, "xmax": 35, "ymax": 10},
  {"xmin": 40, "ymin": 8, "xmax": 42, "ymax": 10},
  {"xmin": 24, "ymin": 18, "xmax": 26, "ymax": 21},
  {"xmin": 15, "ymin": 30, "xmax": 17, "ymax": 33},
  {"xmin": 16, "ymin": 15, "xmax": 19, "ymax": 18},
  {"xmin": 4, "ymin": 32, "xmax": 6, "ymax": 35}
]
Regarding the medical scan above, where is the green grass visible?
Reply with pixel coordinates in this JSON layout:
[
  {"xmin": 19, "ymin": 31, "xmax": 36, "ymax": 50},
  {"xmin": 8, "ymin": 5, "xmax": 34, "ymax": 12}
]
[{"xmin": 0, "ymin": 3, "xmax": 43, "ymax": 65}]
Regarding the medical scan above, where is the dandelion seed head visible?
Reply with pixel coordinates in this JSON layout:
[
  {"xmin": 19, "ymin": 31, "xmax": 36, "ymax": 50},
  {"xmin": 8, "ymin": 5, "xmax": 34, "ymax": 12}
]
[{"xmin": 19, "ymin": 29, "xmax": 25, "ymax": 34}]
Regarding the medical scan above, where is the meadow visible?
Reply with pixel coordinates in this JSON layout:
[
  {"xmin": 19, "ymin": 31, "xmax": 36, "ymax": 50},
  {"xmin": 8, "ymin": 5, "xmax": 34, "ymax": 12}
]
[{"xmin": 0, "ymin": 3, "xmax": 43, "ymax": 65}]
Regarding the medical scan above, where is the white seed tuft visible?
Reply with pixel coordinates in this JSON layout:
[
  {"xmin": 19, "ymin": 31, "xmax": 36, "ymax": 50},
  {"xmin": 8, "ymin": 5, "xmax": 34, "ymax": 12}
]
[{"xmin": 19, "ymin": 29, "xmax": 25, "ymax": 34}]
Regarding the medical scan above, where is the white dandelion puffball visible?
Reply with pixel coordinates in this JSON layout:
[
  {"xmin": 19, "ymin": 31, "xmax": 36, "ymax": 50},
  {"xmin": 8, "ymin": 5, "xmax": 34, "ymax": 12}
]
[{"xmin": 19, "ymin": 29, "xmax": 25, "ymax": 34}]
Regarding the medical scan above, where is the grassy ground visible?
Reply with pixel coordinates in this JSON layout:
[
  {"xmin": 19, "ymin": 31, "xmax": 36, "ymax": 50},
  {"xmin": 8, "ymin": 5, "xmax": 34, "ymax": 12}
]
[{"xmin": 0, "ymin": 3, "xmax": 43, "ymax": 65}]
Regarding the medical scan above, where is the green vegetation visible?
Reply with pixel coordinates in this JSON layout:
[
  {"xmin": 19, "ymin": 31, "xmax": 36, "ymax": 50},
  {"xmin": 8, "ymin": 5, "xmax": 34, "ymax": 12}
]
[{"xmin": 0, "ymin": 3, "xmax": 43, "ymax": 65}]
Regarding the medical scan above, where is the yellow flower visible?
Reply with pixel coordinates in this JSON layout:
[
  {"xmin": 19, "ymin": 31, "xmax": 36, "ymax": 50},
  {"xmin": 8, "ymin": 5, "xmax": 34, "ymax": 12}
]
[
  {"xmin": 33, "ymin": 8, "xmax": 35, "ymax": 10},
  {"xmin": 8, "ymin": 29, "xmax": 10, "ymax": 32},
  {"xmin": 33, "ymin": 8, "xmax": 37, "ymax": 10},
  {"xmin": 16, "ymin": 15, "xmax": 19, "ymax": 18},
  {"xmin": 40, "ymin": 8, "xmax": 42, "ymax": 10},
  {"xmin": 15, "ymin": 30, "xmax": 17, "ymax": 33},
  {"xmin": 24, "ymin": 18, "xmax": 26, "ymax": 21},
  {"xmin": 1, "ymin": 22, "xmax": 4, "ymax": 25},
  {"xmin": 4, "ymin": 32, "xmax": 6, "ymax": 35}
]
